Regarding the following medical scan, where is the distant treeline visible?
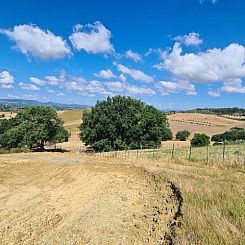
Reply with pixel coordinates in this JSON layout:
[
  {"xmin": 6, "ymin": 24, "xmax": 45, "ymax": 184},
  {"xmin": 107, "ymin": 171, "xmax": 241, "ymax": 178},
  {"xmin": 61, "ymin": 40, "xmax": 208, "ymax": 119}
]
[
  {"xmin": 212, "ymin": 127, "xmax": 245, "ymax": 142},
  {"xmin": 0, "ymin": 104, "xmax": 84, "ymax": 112},
  {"xmin": 0, "ymin": 104, "xmax": 22, "ymax": 113},
  {"xmin": 187, "ymin": 107, "xmax": 245, "ymax": 115}
]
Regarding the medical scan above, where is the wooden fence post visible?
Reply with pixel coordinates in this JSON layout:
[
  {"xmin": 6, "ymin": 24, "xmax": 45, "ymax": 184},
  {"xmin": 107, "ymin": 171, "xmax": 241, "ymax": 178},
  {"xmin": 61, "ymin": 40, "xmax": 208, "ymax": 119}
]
[
  {"xmin": 171, "ymin": 144, "xmax": 175, "ymax": 159},
  {"xmin": 206, "ymin": 145, "xmax": 209, "ymax": 165},
  {"xmin": 188, "ymin": 145, "xmax": 192, "ymax": 161},
  {"xmin": 222, "ymin": 142, "xmax": 225, "ymax": 162}
]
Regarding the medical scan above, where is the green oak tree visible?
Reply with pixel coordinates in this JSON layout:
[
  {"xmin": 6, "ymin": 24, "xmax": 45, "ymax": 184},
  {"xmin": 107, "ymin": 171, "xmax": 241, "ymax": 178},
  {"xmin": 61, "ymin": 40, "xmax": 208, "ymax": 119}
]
[
  {"xmin": 0, "ymin": 106, "xmax": 68, "ymax": 151},
  {"xmin": 80, "ymin": 96, "xmax": 172, "ymax": 152}
]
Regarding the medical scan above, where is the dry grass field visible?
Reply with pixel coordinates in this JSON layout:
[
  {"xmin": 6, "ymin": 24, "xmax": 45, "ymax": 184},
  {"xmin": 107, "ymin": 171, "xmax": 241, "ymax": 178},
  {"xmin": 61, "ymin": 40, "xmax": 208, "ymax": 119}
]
[
  {"xmin": 1, "ymin": 150, "xmax": 244, "ymax": 244},
  {"xmin": 0, "ymin": 152, "xmax": 181, "ymax": 244},
  {"xmin": 59, "ymin": 109, "xmax": 84, "ymax": 133},
  {"xmin": 1, "ymin": 109, "xmax": 244, "ymax": 244},
  {"xmin": 168, "ymin": 112, "xmax": 245, "ymax": 138},
  {"xmin": 58, "ymin": 110, "xmax": 245, "ymax": 140}
]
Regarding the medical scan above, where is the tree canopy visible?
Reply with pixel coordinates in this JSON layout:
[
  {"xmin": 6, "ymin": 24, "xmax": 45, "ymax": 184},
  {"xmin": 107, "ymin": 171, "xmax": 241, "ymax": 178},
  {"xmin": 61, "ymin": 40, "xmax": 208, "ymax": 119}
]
[
  {"xmin": 80, "ymin": 96, "xmax": 172, "ymax": 152},
  {"xmin": 0, "ymin": 106, "xmax": 69, "ymax": 151}
]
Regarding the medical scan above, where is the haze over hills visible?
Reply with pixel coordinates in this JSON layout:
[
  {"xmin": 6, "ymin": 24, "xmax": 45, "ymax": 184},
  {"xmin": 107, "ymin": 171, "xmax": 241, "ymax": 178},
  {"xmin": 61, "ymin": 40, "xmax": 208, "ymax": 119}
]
[{"xmin": 0, "ymin": 99, "xmax": 90, "ymax": 110}]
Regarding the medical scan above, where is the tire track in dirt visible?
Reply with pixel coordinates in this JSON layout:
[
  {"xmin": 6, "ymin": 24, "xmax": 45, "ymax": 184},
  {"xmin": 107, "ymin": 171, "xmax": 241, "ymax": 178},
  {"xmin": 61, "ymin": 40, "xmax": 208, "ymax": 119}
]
[{"xmin": 0, "ymin": 153, "xmax": 182, "ymax": 244}]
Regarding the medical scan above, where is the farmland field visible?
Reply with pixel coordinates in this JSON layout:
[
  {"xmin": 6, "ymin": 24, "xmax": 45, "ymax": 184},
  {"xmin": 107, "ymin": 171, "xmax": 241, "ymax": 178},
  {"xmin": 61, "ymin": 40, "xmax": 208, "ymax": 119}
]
[
  {"xmin": 1, "ymin": 149, "xmax": 244, "ymax": 244},
  {"xmin": 168, "ymin": 112, "xmax": 245, "ymax": 138},
  {"xmin": 1, "ymin": 109, "xmax": 245, "ymax": 244},
  {"xmin": 0, "ymin": 152, "xmax": 181, "ymax": 244}
]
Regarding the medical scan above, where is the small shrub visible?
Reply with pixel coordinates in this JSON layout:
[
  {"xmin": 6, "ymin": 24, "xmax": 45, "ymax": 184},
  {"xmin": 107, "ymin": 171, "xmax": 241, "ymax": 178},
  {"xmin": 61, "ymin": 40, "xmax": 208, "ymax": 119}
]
[
  {"xmin": 191, "ymin": 133, "xmax": 210, "ymax": 147},
  {"xmin": 176, "ymin": 130, "xmax": 190, "ymax": 141}
]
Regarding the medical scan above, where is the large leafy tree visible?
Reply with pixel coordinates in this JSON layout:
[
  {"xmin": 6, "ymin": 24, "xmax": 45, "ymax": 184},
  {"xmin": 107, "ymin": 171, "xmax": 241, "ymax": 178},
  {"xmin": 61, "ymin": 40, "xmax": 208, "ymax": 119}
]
[
  {"xmin": 80, "ymin": 96, "xmax": 172, "ymax": 152},
  {"xmin": 0, "ymin": 106, "xmax": 69, "ymax": 151}
]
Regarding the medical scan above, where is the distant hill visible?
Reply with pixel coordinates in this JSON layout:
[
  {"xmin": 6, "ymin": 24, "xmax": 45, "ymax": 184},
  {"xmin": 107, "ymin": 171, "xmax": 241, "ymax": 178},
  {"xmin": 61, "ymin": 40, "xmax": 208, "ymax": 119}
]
[{"xmin": 0, "ymin": 99, "xmax": 90, "ymax": 110}]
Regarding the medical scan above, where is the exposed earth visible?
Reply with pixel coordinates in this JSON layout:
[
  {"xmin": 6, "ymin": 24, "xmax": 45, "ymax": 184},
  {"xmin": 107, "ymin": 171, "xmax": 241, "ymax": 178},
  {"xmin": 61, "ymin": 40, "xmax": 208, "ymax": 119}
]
[{"xmin": 0, "ymin": 153, "xmax": 182, "ymax": 244}]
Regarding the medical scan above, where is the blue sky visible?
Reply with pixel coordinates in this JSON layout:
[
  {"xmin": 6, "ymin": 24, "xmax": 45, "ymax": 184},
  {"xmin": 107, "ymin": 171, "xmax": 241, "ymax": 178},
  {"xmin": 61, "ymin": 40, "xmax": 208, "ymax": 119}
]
[{"xmin": 0, "ymin": 0, "xmax": 245, "ymax": 110}]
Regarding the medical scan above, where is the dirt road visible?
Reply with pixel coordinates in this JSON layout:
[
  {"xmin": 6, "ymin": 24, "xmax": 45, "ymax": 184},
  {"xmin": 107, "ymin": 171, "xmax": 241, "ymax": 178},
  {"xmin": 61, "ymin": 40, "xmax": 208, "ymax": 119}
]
[{"xmin": 0, "ymin": 153, "xmax": 181, "ymax": 244}]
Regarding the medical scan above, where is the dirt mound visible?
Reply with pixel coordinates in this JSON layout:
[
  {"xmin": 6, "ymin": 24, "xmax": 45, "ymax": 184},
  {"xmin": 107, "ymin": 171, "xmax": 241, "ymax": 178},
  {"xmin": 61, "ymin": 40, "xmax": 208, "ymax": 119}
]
[{"xmin": 0, "ymin": 153, "xmax": 182, "ymax": 244}]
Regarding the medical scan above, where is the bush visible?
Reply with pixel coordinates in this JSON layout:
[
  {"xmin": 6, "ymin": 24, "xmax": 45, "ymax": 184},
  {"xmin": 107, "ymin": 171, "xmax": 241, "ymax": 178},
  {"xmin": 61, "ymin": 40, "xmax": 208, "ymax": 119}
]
[
  {"xmin": 191, "ymin": 133, "xmax": 210, "ymax": 147},
  {"xmin": 176, "ymin": 130, "xmax": 190, "ymax": 141},
  {"xmin": 80, "ymin": 96, "xmax": 172, "ymax": 152}
]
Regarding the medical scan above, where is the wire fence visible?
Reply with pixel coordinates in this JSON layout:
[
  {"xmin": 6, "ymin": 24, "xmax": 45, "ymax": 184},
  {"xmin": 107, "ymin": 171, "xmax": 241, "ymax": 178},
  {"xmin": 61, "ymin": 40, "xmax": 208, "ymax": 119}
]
[{"xmin": 78, "ymin": 143, "xmax": 245, "ymax": 168}]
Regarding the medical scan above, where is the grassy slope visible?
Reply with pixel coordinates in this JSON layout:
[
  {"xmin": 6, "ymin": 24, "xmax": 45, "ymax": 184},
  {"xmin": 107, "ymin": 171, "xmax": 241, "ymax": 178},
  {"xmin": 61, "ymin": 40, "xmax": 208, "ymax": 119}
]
[
  {"xmin": 160, "ymin": 162, "xmax": 245, "ymax": 244},
  {"xmin": 59, "ymin": 109, "xmax": 84, "ymax": 133},
  {"xmin": 100, "ymin": 149, "xmax": 245, "ymax": 244},
  {"xmin": 59, "ymin": 109, "xmax": 84, "ymax": 123}
]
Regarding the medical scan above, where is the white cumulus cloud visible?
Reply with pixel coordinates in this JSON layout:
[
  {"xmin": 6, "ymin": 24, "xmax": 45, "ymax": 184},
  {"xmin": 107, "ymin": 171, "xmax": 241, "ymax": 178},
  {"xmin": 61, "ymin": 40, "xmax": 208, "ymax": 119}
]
[
  {"xmin": 157, "ymin": 80, "xmax": 196, "ymax": 95},
  {"xmin": 208, "ymin": 90, "xmax": 221, "ymax": 97},
  {"xmin": 0, "ymin": 71, "xmax": 14, "ymax": 84},
  {"xmin": 174, "ymin": 32, "xmax": 203, "ymax": 46},
  {"xmin": 45, "ymin": 75, "xmax": 61, "ymax": 85},
  {"xmin": 104, "ymin": 81, "xmax": 124, "ymax": 92},
  {"xmin": 95, "ymin": 69, "xmax": 116, "ymax": 79},
  {"xmin": 30, "ymin": 77, "xmax": 46, "ymax": 86},
  {"xmin": 69, "ymin": 21, "xmax": 114, "ymax": 54},
  {"xmin": 125, "ymin": 50, "xmax": 142, "ymax": 62},
  {"xmin": 115, "ymin": 63, "xmax": 153, "ymax": 83},
  {"xmin": 158, "ymin": 42, "xmax": 245, "ymax": 83},
  {"xmin": 221, "ymin": 79, "xmax": 245, "ymax": 94},
  {"xmin": 0, "ymin": 71, "xmax": 14, "ymax": 89},
  {"xmin": 19, "ymin": 82, "xmax": 40, "ymax": 91},
  {"xmin": 119, "ymin": 73, "xmax": 126, "ymax": 82},
  {"xmin": 0, "ymin": 24, "xmax": 71, "ymax": 60},
  {"xmin": 127, "ymin": 85, "xmax": 156, "ymax": 96}
]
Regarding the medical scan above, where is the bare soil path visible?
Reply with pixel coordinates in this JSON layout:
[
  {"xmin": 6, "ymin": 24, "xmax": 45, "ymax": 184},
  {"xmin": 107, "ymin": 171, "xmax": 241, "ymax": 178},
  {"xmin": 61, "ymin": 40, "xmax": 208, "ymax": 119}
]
[{"xmin": 0, "ymin": 153, "xmax": 181, "ymax": 245}]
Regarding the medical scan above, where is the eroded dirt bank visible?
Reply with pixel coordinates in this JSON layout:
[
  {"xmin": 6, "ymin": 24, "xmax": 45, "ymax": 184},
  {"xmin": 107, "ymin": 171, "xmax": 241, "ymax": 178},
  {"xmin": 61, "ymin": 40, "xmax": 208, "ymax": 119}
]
[{"xmin": 0, "ymin": 153, "xmax": 182, "ymax": 244}]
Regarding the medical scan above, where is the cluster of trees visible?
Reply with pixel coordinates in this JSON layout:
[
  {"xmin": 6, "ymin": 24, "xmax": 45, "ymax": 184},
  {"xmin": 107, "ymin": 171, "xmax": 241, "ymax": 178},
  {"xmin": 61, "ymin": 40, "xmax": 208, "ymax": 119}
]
[
  {"xmin": 211, "ymin": 128, "xmax": 245, "ymax": 142},
  {"xmin": 0, "ymin": 106, "xmax": 69, "ymax": 151},
  {"xmin": 80, "ymin": 96, "xmax": 172, "ymax": 152},
  {"xmin": 175, "ymin": 129, "xmax": 210, "ymax": 147}
]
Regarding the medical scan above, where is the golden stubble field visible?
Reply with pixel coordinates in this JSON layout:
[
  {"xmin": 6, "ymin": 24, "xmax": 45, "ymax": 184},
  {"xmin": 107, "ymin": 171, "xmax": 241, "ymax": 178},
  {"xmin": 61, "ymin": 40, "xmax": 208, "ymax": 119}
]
[
  {"xmin": 1, "ymin": 151, "xmax": 244, "ymax": 244},
  {"xmin": 0, "ymin": 152, "xmax": 182, "ymax": 245},
  {"xmin": 1, "ymin": 109, "xmax": 245, "ymax": 244},
  {"xmin": 168, "ymin": 112, "xmax": 245, "ymax": 138}
]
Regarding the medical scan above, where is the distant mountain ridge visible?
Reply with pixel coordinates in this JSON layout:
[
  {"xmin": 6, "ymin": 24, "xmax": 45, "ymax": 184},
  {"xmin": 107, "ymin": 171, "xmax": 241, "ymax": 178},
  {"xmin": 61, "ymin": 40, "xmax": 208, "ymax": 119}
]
[{"xmin": 0, "ymin": 99, "xmax": 89, "ymax": 109}]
